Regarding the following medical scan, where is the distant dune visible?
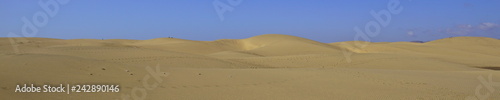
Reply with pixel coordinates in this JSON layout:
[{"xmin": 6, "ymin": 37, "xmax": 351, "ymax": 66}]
[{"xmin": 1, "ymin": 34, "xmax": 499, "ymax": 100}]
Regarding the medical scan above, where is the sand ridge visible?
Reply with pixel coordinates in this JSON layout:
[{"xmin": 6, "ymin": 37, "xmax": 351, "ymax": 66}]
[{"xmin": 1, "ymin": 34, "xmax": 500, "ymax": 100}]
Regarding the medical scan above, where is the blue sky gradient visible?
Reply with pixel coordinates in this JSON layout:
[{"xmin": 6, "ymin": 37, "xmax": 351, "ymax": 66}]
[{"xmin": 1, "ymin": 0, "xmax": 499, "ymax": 43}]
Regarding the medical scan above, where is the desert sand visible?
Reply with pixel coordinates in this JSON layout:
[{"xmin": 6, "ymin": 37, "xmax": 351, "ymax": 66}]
[{"xmin": 0, "ymin": 34, "xmax": 499, "ymax": 100}]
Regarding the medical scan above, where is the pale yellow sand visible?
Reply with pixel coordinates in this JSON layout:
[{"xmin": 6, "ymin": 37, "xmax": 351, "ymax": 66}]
[{"xmin": 1, "ymin": 34, "xmax": 499, "ymax": 100}]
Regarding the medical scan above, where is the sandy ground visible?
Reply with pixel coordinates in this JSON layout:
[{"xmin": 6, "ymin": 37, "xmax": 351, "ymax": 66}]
[{"xmin": 0, "ymin": 34, "xmax": 499, "ymax": 100}]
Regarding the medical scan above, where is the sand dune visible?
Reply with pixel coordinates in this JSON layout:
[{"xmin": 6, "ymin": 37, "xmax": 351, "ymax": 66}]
[{"xmin": 1, "ymin": 35, "xmax": 500, "ymax": 100}]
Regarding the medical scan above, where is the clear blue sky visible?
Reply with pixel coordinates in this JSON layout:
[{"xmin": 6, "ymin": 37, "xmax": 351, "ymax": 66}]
[{"xmin": 1, "ymin": 0, "xmax": 499, "ymax": 43}]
